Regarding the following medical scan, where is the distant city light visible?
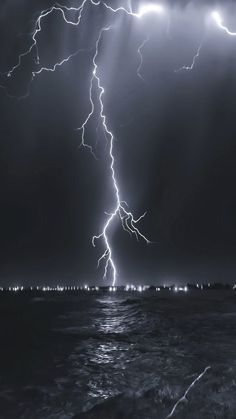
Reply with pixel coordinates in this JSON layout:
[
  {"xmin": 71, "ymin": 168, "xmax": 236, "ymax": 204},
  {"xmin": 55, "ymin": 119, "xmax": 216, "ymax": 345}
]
[{"xmin": 0, "ymin": 283, "xmax": 233, "ymax": 293}]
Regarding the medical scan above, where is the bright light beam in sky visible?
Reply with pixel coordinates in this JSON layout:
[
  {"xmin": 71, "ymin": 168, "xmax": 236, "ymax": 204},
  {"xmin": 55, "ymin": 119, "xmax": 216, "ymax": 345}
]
[
  {"xmin": 138, "ymin": 4, "xmax": 164, "ymax": 17},
  {"xmin": 212, "ymin": 11, "xmax": 236, "ymax": 36}
]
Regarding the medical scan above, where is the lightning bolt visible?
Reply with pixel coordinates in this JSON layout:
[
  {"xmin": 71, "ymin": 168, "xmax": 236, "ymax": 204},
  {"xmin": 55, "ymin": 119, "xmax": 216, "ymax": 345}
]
[
  {"xmin": 175, "ymin": 42, "xmax": 203, "ymax": 72},
  {"xmin": 17, "ymin": 47, "xmax": 90, "ymax": 101},
  {"xmin": 137, "ymin": 35, "xmax": 150, "ymax": 82},
  {"xmin": 166, "ymin": 366, "xmax": 211, "ymax": 418},
  {"xmin": 0, "ymin": 1, "xmax": 100, "ymax": 99},
  {"xmin": 212, "ymin": 11, "xmax": 236, "ymax": 36},
  {"xmin": 32, "ymin": 48, "xmax": 88, "ymax": 76},
  {"xmin": 5, "ymin": 2, "xmax": 93, "ymax": 79},
  {"xmin": 175, "ymin": 9, "xmax": 236, "ymax": 74},
  {"xmin": 78, "ymin": 27, "xmax": 151, "ymax": 285},
  {"xmin": 100, "ymin": 2, "xmax": 164, "ymax": 19}
]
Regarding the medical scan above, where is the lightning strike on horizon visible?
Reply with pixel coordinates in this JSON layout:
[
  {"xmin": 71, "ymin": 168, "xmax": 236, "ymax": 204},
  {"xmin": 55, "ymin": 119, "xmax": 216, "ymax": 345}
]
[
  {"xmin": 137, "ymin": 35, "xmax": 150, "ymax": 82},
  {"xmin": 80, "ymin": 27, "xmax": 151, "ymax": 285},
  {"xmin": 166, "ymin": 366, "xmax": 211, "ymax": 418},
  {"xmin": 212, "ymin": 11, "xmax": 236, "ymax": 36},
  {"xmin": 0, "ymin": 5, "xmax": 232, "ymax": 415},
  {"xmin": 2, "ymin": 2, "xmax": 230, "ymax": 286}
]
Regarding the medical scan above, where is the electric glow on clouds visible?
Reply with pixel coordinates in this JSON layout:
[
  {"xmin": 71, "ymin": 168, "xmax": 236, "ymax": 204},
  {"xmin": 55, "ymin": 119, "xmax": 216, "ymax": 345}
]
[{"xmin": 212, "ymin": 11, "xmax": 236, "ymax": 36}]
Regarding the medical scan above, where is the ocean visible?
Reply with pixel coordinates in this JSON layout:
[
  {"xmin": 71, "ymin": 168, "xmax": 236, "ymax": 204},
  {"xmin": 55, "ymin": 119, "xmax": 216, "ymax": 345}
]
[{"xmin": 0, "ymin": 290, "xmax": 235, "ymax": 418}]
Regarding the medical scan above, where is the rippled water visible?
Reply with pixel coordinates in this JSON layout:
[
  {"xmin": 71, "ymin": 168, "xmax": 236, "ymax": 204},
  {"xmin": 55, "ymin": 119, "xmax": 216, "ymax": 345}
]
[{"xmin": 0, "ymin": 291, "xmax": 236, "ymax": 418}]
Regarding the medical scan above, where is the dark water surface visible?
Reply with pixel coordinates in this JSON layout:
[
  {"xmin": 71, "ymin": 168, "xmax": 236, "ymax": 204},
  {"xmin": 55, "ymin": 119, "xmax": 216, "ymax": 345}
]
[{"xmin": 0, "ymin": 291, "xmax": 236, "ymax": 418}]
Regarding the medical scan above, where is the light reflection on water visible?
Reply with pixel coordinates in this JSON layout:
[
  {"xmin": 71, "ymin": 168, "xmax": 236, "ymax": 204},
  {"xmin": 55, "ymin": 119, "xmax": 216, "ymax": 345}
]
[
  {"xmin": 63, "ymin": 293, "xmax": 236, "ymax": 418},
  {"xmin": 90, "ymin": 343, "xmax": 120, "ymax": 364},
  {"xmin": 1, "ymin": 292, "xmax": 236, "ymax": 419},
  {"xmin": 96, "ymin": 297, "xmax": 129, "ymax": 334}
]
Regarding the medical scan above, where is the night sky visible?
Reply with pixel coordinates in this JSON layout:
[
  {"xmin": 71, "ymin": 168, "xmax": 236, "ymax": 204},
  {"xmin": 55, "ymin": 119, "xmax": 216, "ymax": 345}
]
[{"xmin": 1, "ymin": 0, "xmax": 236, "ymax": 286}]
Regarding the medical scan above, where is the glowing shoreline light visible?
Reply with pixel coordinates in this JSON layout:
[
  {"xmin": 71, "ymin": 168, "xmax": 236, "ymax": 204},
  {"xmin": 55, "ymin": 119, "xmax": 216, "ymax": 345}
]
[{"xmin": 1, "ymin": 284, "xmax": 235, "ymax": 292}]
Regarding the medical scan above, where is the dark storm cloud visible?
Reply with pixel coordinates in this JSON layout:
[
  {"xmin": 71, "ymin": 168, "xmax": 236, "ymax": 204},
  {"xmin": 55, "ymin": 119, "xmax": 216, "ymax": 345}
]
[{"xmin": 0, "ymin": 0, "xmax": 236, "ymax": 285}]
